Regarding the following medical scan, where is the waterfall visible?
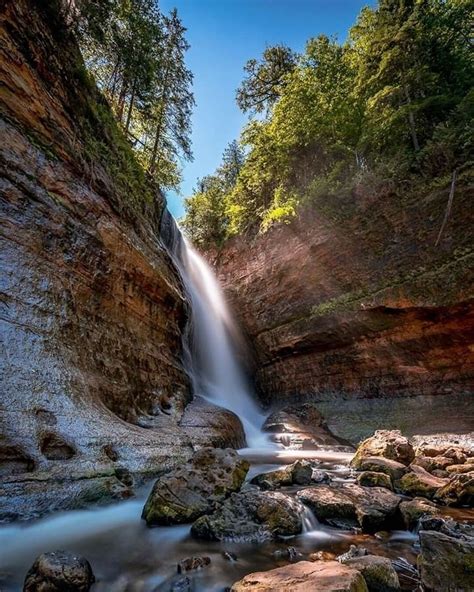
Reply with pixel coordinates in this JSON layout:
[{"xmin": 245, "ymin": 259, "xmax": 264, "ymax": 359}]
[{"xmin": 161, "ymin": 210, "xmax": 268, "ymax": 448}]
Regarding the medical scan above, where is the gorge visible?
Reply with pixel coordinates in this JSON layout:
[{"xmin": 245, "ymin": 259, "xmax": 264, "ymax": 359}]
[{"xmin": 0, "ymin": 0, "xmax": 473, "ymax": 591}]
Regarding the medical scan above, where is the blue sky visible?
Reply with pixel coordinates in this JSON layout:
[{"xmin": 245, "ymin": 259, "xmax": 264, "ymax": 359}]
[{"xmin": 160, "ymin": 0, "xmax": 370, "ymax": 218}]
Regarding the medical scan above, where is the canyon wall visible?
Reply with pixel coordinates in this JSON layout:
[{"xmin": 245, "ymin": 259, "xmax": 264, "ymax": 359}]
[
  {"xmin": 211, "ymin": 183, "xmax": 474, "ymax": 405},
  {"xmin": 0, "ymin": 0, "xmax": 241, "ymax": 520}
]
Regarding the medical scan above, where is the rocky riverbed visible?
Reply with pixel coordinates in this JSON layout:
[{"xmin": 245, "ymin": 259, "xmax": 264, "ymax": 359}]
[{"xmin": 1, "ymin": 404, "xmax": 473, "ymax": 592}]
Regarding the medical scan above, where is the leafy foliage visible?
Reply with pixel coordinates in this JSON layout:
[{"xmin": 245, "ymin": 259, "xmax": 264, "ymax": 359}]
[
  {"xmin": 183, "ymin": 0, "xmax": 473, "ymax": 247},
  {"xmin": 70, "ymin": 0, "xmax": 194, "ymax": 190}
]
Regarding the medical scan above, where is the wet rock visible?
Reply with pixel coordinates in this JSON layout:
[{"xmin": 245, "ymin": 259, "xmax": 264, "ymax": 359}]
[
  {"xmin": 177, "ymin": 556, "xmax": 211, "ymax": 574},
  {"xmin": 23, "ymin": 550, "xmax": 95, "ymax": 592},
  {"xmin": 297, "ymin": 484, "xmax": 401, "ymax": 533},
  {"xmin": 396, "ymin": 465, "xmax": 448, "ymax": 499},
  {"xmin": 418, "ymin": 520, "xmax": 474, "ymax": 591},
  {"xmin": 222, "ymin": 551, "xmax": 237, "ymax": 562},
  {"xmin": 399, "ymin": 497, "xmax": 439, "ymax": 530},
  {"xmin": 356, "ymin": 471, "xmax": 393, "ymax": 490},
  {"xmin": 351, "ymin": 431, "xmax": 414, "ymax": 468},
  {"xmin": 251, "ymin": 460, "xmax": 314, "ymax": 489},
  {"xmin": 341, "ymin": 555, "xmax": 400, "ymax": 592},
  {"xmin": 142, "ymin": 448, "xmax": 249, "ymax": 525},
  {"xmin": 231, "ymin": 560, "xmax": 368, "ymax": 591},
  {"xmin": 446, "ymin": 463, "xmax": 474, "ymax": 474},
  {"xmin": 354, "ymin": 457, "xmax": 406, "ymax": 481},
  {"xmin": 434, "ymin": 472, "xmax": 474, "ymax": 506},
  {"xmin": 191, "ymin": 490, "xmax": 304, "ymax": 542},
  {"xmin": 179, "ymin": 397, "xmax": 246, "ymax": 449},
  {"xmin": 411, "ymin": 455, "xmax": 453, "ymax": 473},
  {"xmin": 292, "ymin": 460, "xmax": 314, "ymax": 485}
]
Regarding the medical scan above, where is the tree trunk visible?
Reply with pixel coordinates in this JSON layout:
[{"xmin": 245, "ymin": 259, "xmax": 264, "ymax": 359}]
[
  {"xmin": 124, "ymin": 76, "xmax": 137, "ymax": 134},
  {"xmin": 404, "ymin": 85, "xmax": 420, "ymax": 152}
]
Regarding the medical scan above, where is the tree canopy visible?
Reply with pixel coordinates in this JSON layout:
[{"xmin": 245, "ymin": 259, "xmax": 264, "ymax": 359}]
[{"xmin": 183, "ymin": 0, "xmax": 473, "ymax": 247}]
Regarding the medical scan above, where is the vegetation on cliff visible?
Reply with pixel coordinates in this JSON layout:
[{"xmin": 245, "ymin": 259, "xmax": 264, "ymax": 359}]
[
  {"xmin": 42, "ymin": 0, "xmax": 193, "ymax": 192},
  {"xmin": 182, "ymin": 0, "xmax": 473, "ymax": 247}
]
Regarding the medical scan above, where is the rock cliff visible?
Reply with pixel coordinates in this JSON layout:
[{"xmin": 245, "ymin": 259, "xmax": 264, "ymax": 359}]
[
  {"xmin": 211, "ymin": 183, "xmax": 474, "ymax": 405},
  {"xmin": 0, "ymin": 0, "xmax": 240, "ymax": 520}
]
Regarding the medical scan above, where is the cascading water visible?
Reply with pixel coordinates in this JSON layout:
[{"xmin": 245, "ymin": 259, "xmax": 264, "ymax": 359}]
[{"xmin": 161, "ymin": 210, "xmax": 269, "ymax": 448}]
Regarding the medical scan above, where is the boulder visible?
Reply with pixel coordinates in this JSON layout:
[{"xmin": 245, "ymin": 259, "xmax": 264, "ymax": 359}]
[
  {"xmin": 351, "ymin": 431, "xmax": 414, "ymax": 468},
  {"xmin": 434, "ymin": 472, "xmax": 474, "ymax": 506},
  {"xmin": 251, "ymin": 460, "xmax": 314, "ymax": 490},
  {"xmin": 399, "ymin": 497, "xmax": 439, "ymax": 530},
  {"xmin": 263, "ymin": 403, "xmax": 325, "ymax": 433},
  {"xmin": 23, "ymin": 550, "xmax": 95, "ymax": 592},
  {"xmin": 411, "ymin": 455, "xmax": 453, "ymax": 473},
  {"xmin": 142, "ymin": 448, "xmax": 249, "ymax": 525},
  {"xmin": 418, "ymin": 520, "xmax": 474, "ymax": 591},
  {"xmin": 341, "ymin": 555, "xmax": 400, "ymax": 592},
  {"xmin": 446, "ymin": 463, "xmax": 474, "ymax": 475},
  {"xmin": 354, "ymin": 457, "xmax": 406, "ymax": 481},
  {"xmin": 396, "ymin": 465, "xmax": 448, "ymax": 499},
  {"xmin": 356, "ymin": 472, "xmax": 393, "ymax": 490},
  {"xmin": 191, "ymin": 490, "xmax": 304, "ymax": 542},
  {"xmin": 230, "ymin": 560, "xmax": 368, "ymax": 591},
  {"xmin": 297, "ymin": 484, "xmax": 401, "ymax": 533}
]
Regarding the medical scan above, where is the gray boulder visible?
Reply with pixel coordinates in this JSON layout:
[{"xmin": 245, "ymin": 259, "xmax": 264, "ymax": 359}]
[
  {"xmin": 142, "ymin": 448, "xmax": 249, "ymax": 525},
  {"xmin": 23, "ymin": 550, "xmax": 94, "ymax": 592},
  {"xmin": 191, "ymin": 490, "xmax": 304, "ymax": 542}
]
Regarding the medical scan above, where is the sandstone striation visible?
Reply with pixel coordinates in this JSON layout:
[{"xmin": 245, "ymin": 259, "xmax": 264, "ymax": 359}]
[
  {"xmin": 0, "ymin": 0, "xmax": 242, "ymax": 520},
  {"xmin": 208, "ymin": 190, "xmax": 474, "ymax": 404}
]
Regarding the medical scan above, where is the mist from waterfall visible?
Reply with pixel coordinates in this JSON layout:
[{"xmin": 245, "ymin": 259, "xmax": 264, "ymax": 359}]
[{"xmin": 161, "ymin": 211, "xmax": 269, "ymax": 448}]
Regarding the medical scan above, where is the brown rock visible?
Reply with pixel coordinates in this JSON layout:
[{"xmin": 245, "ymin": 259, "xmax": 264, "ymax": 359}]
[
  {"xmin": 411, "ymin": 455, "xmax": 453, "ymax": 473},
  {"xmin": 434, "ymin": 472, "xmax": 474, "ymax": 506},
  {"xmin": 351, "ymin": 431, "xmax": 414, "ymax": 468},
  {"xmin": 355, "ymin": 457, "xmax": 407, "ymax": 481},
  {"xmin": 230, "ymin": 560, "xmax": 368, "ymax": 591},
  {"xmin": 357, "ymin": 471, "xmax": 393, "ymax": 490},
  {"xmin": 446, "ymin": 463, "xmax": 474, "ymax": 474},
  {"xmin": 396, "ymin": 465, "xmax": 448, "ymax": 499},
  {"xmin": 341, "ymin": 555, "xmax": 400, "ymax": 592},
  {"xmin": 399, "ymin": 497, "xmax": 439, "ymax": 530}
]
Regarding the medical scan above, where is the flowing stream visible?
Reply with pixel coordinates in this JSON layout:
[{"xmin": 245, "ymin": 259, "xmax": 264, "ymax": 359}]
[{"xmin": 161, "ymin": 210, "xmax": 269, "ymax": 448}]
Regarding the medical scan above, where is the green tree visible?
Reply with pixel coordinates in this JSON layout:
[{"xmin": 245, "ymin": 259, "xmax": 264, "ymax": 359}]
[{"xmin": 236, "ymin": 45, "xmax": 297, "ymax": 114}]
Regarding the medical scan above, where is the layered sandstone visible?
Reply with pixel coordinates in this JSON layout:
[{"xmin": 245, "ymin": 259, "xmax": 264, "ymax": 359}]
[
  {"xmin": 211, "ymin": 181, "xmax": 474, "ymax": 404},
  {"xmin": 0, "ymin": 0, "xmax": 240, "ymax": 520}
]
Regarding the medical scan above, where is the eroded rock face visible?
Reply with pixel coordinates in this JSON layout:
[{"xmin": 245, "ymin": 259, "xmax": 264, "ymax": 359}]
[
  {"xmin": 230, "ymin": 560, "xmax": 368, "ymax": 592},
  {"xmin": 0, "ymin": 0, "xmax": 231, "ymax": 520},
  {"xmin": 142, "ymin": 448, "xmax": 249, "ymax": 525},
  {"xmin": 208, "ymin": 181, "xmax": 474, "ymax": 404},
  {"xmin": 191, "ymin": 490, "xmax": 304, "ymax": 542},
  {"xmin": 23, "ymin": 550, "xmax": 94, "ymax": 592}
]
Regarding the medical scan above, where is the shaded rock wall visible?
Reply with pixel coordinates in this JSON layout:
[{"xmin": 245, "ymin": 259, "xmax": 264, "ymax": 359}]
[
  {"xmin": 211, "ymin": 184, "xmax": 474, "ymax": 405},
  {"xmin": 0, "ymin": 0, "xmax": 242, "ymax": 520}
]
